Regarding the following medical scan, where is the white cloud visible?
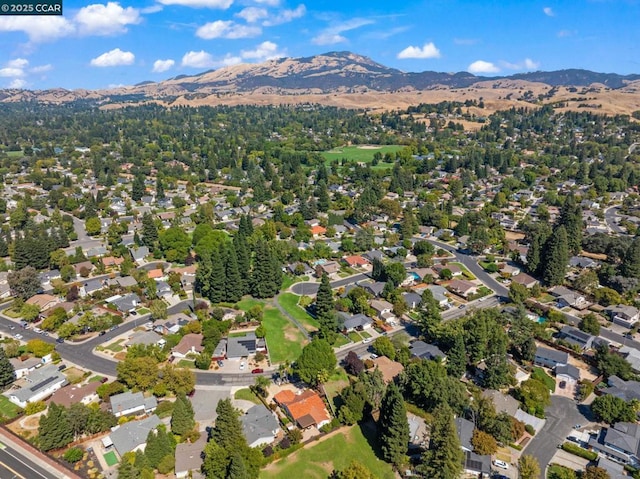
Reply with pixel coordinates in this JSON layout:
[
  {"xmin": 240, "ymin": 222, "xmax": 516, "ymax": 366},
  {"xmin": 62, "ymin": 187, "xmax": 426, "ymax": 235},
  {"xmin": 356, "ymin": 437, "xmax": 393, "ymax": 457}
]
[
  {"xmin": 312, "ymin": 18, "xmax": 374, "ymax": 45},
  {"xmin": 75, "ymin": 2, "xmax": 141, "ymax": 36},
  {"xmin": 254, "ymin": 0, "xmax": 280, "ymax": 5},
  {"xmin": 501, "ymin": 58, "xmax": 540, "ymax": 70},
  {"xmin": 241, "ymin": 41, "xmax": 284, "ymax": 61},
  {"xmin": 397, "ymin": 42, "xmax": 441, "ymax": 59},
  {"xmin": 90, "ymin": 48, "xmax": 135, "ymax": 67},
  {"xmin": 181, "ymin": 50, "xmax": 216, "ymax": 68},
  {"xmin": 263, "ymin": 4, "xmax": 306, "ymax": 26},
  {"xmin": 7, "ymin": 58, "xmax": 28, "ymax": 69},
  {"xmin": 0, "ymin": 16, "xmax": 74, "ymax": 42},
  {"xmin": 196, "ymin": 20, "xmax": 261, "ymax": 39},
  {"xmin": 157, "ymin": 0, "xmax": 233, "ymax": 8},
  {"xmin": 524, "ymin": 58, "xmax": 540, "ymax": 69},
  {"xmin": 543, "ymin": 7, "xmax": 554, "ymax": 16},
  {"xmin": 237, "ymin": 7, "xmax": 267, "ymax": 23},
  {"xmin": 152, "ymin": 59, "xmax": 175, "ymax": 72},
  {"xmin": 9, "ymin": 78, "xmax": 27, "ymax": 88},
  {"xmin": 0, "ymin": 67, "xmax": 24, "ymax": 78},
  {"xmin": 468, "ymin": 60, "xmax": 500, "ymax": 74},
  {"xmin": 30, "ymin": 64, "xmax": 52, "ymax": 73}
]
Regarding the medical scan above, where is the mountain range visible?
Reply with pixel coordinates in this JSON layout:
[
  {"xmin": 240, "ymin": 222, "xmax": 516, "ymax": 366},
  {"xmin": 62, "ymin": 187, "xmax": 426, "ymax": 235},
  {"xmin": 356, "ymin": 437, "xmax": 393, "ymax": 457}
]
[{"xmin": 2, "ymin": 51, "xmax": 640, "ymax": 114}]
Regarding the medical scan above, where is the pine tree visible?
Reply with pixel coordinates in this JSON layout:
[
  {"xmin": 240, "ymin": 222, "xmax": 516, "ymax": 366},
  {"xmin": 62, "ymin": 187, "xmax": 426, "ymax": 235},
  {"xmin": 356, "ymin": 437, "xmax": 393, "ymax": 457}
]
[
  {"xmin": 171, "ymin": 394, "xmax": 195, "ymax": 436},
  {"xmin": 446, "ymin": 333, "xmax": 466, "ymax": 378},
  {"xmin": 196, "ymin": 252, "xmax": 213, "ymax": 300},
  {"xmin": 251, "ymin": 240, "xmax": 280, "ymax": 298},
  {"xmin": 316, "ymin": 180, "xmax": 330, "ymax": 212},
  {"xmin": 132, "ymin": 175, "xmax": 145, "ymax": 202},
  {"xmin": 622, "ymin": 237, "xmax": 640, "ymax": 278},
  {"xmin": 233, "ymin": 233, "xmax": 251, "ymax": 295},
  {"xmin": 226, "ymin": 452, "xmax": 249, "ymax": 479},
  {"xmin": 419, "ymin": 404, "xmax": 463, "ymax": 479},
  {"xmin": 0, "ymin": 347, "xmax": 15, "ymax": 389},
  {"xmin": 212, "ymin": 399, "xmax": 246, "ymax": 452},
  {"xmin": 378, "ymin": 383, "xmax": 409, "ymax": 467},
  {"xmin": 315, "ymin": 273, "xmax": 338, "ymax": 338},
  {"xmin": 117, "ymin": 452, "xmax": 140, "ymax": 479},
  {"xmin": 559, "ymin": 193, "xmax": 583, "ymax": 256},
  {"xmin": 224, "ymin": 244, "xmax": 243, "ymax": 302},
  {"xmin": 202, "ymin": 440, "xmax": 229, "ymax": 479},
  {"xmin": 209, "ymin": 247, "xmax": 226, "ymax": 304},
  {"xmin": 155, "ymin": 177, "xmax": 165, "ymax": 200},
  {"xmin": 145, "ymin": 426, "xmax": 174, "ymax": 469},
  {"xmin": 141, "ymin": 213, "xmax": 159, "ymax": 250},
  {"xmin": 542, "ymin": 225, "xmax": 569, "ymax": 286},
  {"xmin": 400, "ymin": 207, "xmax": 418, "ymax": 239},
  {"xmin": 37, "ymin": 403, "xmax": 73, "ymax": 451}
]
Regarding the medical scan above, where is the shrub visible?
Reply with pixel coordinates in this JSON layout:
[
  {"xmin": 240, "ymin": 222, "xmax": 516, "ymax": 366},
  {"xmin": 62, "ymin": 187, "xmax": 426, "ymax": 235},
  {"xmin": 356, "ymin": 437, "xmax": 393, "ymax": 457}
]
[
  {"xmin": 64, "ymin": 448, "xmax": 84, "ymax": 463},
  {"xmin": 157, "ymin": 455, "xmax": 175, "ymax": 475},
  {"xmin": 24, "ymin": 401, "xmax": 47, "ymax": 415},
  {"xmin": 561, "ymin": 442, "xmax": 598, "ymax": 461},
  {"xmin": 525, "ymin": 424, "xmax": 535, "ymax": 435},
  {"xmin": 155, "ymin": 401, "xmax": 174, "ymax": 419}
]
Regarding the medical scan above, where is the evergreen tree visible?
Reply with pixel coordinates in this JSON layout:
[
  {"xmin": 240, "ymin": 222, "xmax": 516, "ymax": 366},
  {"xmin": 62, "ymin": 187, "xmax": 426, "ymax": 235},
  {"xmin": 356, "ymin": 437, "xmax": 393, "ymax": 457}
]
[
  {"xmin": 378, "ymin": 383, "xmax": 409, "ymax": 467},
  {"xmin": 132, "ymin": 175, "xmax": 145, "ymax": 202},
  {"xmin": 371, "ymin": 258, "xmax": 386, "ymax": 281},
  {"xmin": 117, "ymin": 452, "xmax": 140, "ymax": 479},
  {"xmin": 202, "ymin": 441, "xmax": 229, "ymax": 479},
  {"xmin": 37, "ymin": 403, "xmax": 73, "ymax": 451},
  {"xmin": 251, "ymin": 240, "xmax": 280, "ymax": 298},
  {"xmin": 224, "ymin": 244, "xmax": 243, "ymax": 302},
  {"xmin": 622, "ymin": 237, "xmax": 640, "ymax": 278},
  {"xmin": 315, "ymin": 273, "xmax": 339, "ymax": 339},
  {"xmin": 0, "ymin": 347, "xmax": 15, "ymax": 389},
  {"xmin": 141, "ymin": 213, "xmax": 159, "ymax": 250},
  {"xmin": 559, "ymin": 193, "xmax": 583, "ymax": 256},
  {"xmin": 446, "ymin": 333, "xmax": 467, "ymax": 378},
  {"xmin": 233, "ymin": 233, "xmax": 250, "ymax": 294},
  {"xmin": 156, "ymin": 177, "xmax": 165, "ymax": 200},
  {"xmin": 212, "ymin": 399, "xmax": 246, "ymax": 451},
  {"xmin": 400, "ymin": 207, "xmax": 418, "ymax": 239},
  {"xmin": 419, "ymin": 404, "xmax": 463, "ymax": 479},
  {"xmin": 542, "ymin": 225, "xmax": 569, "ymax": 286},
  {"xmin": 0, "ymin": 234, "xmax": 8, "ymax": 257},
  {"xmin": 226, "ymin": 452, "xmax": 249, "ymax": 479},
  {"xmin": 171, "ymin": 394, "xmax": 195, "ymax": 436},
  {"xmin": 209, "ymin": 247, "xmax": 226, "ymax": 304},
  {"xmin": 145, "ymin": 426, "xmax": 174, "ymax": 469},
  {"xmin": 295, "ymin": 339, "xmax": 337, "ymax": 386},
  {"xmin": 316, "ymin": 180, "xmax": 330, "ymax": 212},
  {"xmin": 195, "ymin": 251, "xmax": 213, "ymax": 300}
]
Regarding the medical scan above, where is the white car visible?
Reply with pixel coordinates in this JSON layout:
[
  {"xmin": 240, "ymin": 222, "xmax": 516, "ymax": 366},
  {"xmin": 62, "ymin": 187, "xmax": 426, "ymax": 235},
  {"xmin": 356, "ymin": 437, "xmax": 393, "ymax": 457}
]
[
  {"xmin": 362, "ymin": 338, "xmax": 372, "ymax": 344},
  {"xmin": 493, "ymin": 460, "xmax": 509, "ymax": 470},
  {"xmin": 239, "ymin": 362, "xmax": 246, "ymax": 371},
  {"xmin": 14, "ymin": 333, "xmax": 23, "ymax": 340}
]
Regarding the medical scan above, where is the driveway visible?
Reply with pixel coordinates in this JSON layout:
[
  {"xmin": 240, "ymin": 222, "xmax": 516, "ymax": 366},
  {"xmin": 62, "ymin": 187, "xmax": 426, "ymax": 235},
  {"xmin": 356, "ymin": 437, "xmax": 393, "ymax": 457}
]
[
  {"xmin": 191, "ymin": 388, "xmax": 230, "ymax": 430},
  {"xmin": 524, "ymin": 396, "xmax": 593, "ymax": 471}
]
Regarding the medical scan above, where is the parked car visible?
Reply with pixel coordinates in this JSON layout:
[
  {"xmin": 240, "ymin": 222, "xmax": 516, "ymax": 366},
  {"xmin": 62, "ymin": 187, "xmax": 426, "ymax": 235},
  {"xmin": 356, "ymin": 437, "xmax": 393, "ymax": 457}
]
[
  {"xmin": 14, "ymin": 333, "xmax": 23, "ymax": 340},
  {"xmin": 98, "ymin": 331, "xmax": 106, "ymax": 336},
  {"xmin": 239, "ymin": 362, "xmax": 245, "ymax": 370},
  {"xmin": 362, "ymin": 338, "xmax": 372, "ymax": 344},
  {"xmin": 56, "ymin": 337, "xmax": 65, "ymax": 343},
  {"xmin": 251, "ymin": 368, "xmax": 264, "ymax": 374},
  {"xmin": 216, "ymin": 360, "xmax": 224, "ymax": 367},
  {"xmin": 130, "ymin": 311, "xmax": 138, "ymax": 315},
  {"xmin": 493, "ymin": 460, "xmax": 509, "ymax": 470}
]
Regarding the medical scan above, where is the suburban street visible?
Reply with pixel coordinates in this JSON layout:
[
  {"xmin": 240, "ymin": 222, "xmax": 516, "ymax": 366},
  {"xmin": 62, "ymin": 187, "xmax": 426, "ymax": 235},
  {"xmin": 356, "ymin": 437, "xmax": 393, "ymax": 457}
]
[
  {"xmin": 0, "ymin": 440, "xmax": 63, "ymax": 479},
  {"xmin": 604, "ymin": 206, "xmax": 626, "ymax": 234}
]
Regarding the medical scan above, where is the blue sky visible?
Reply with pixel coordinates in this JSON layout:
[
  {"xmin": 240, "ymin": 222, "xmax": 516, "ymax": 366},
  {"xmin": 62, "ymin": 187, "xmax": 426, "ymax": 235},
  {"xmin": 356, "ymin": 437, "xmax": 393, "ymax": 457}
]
[{"xmin": 0, "ymin": 0, "xmax": 638, "ymax": 90}]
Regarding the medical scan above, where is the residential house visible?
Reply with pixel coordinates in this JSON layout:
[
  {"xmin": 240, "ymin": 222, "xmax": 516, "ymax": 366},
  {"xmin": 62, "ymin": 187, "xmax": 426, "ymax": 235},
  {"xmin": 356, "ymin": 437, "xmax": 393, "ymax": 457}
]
[
  {"xmin": 569, "ymin": 256, "xmax": 598, "ymax": 269},
  {"xmin": 274, "ymin": 389, "xmax": 331, "ymax": 429},
  {"xmin": 534, "ymin": 346, "xmax": 569, "ymax": 369},
  {"xmin": 560, "ymin": 325, "xmax": 595, "ymax": 351},
  {"xmin": 126, "ymin": 330, "xmax": 165, "ymax": 348},
  {"xmin": 339, "ymin": 312, "xmax": 373, "ymax": 332},
  {"xmin": 402, "ymin": 292, "xmax": 422, "ymax": 310},
  {"xmin": 498, "ymin": 263, "xmax": 521, "ymax": 277},
  {"xmin": 129, "ymin": 246, "xmax": 150, "ymax": 265},
  {"xmin": 456, "ymin": 417, "xmax": 491, "ymax": 477},
  {"xmin": 80, "ymin": 278, "xmax": 108, "ymax": 297},
  {"xmin": 241, "ymin": 404, "xmax": 281, "ymax": 448},
  {"xmin": 73, "ymin": 261, "xmax": 94, "ymax": 277},
  {"xmin": 310, "ymin": 225, "xmax": 327, "ymax": 238},
  {"xmin": 212, "ymin": 339, "xmax": 227, "ymax": 361},
  {"xmin": 315, "ymin": 261, "xmax": 340, "ymax": 278},
  {"xmin": 109, "ymin": 293, "xmax": 140, "ymax": 314},
  {"xmin": 172, "ymin": 334, "xmax": 204, "ymax": 359},
  {"xmin": 7, "ymin": 365, "xmax": 68, "ymax": 408},
  {"xmin": 227, "ymin": 332, "xmax": 266, "ymax": 359},
  {"xmin": 25, "ymin": 294, "xmax": 60, "ymax": 313},
  {"xmin": 550, "ymin": 286, "xmax": 590, "ymax": 310},
  {"xmin": 619, "ymin": 347, "xmax": 640, "ymax": 374},
  {"xmin": 175, "ymin": 434, "xmax": 206, "ymax": 479},
  {"xmin": 286, "ymin": 262, "xmax": 314, "ymax": 276},
  {"xmin": 370, "ymin": 299, "xmax": 394, "ymax": 322},
  {"xmin": 511, "ymin": 272, "xmax": 539, "ymax": 289},
  {"xmin": 407, "ymin": 413, "xmax": 428, "ymax": 449},
  {"xmin": 409, "ymin": 340, "xmax": 446, "ymax": 361},
  {"xmin": 147, "ymin": 269, "xmax": 165, "ymax": 280},
  {"xmin": 482, "ymin": 390, "xmax": 520, "ymax": 417},
  {"xmin": 427, "ymin": 285, "xmax": 450, "ymax": 307},
  {"xmin": 606, "ymin": 305, "xmax": 640, "ymax": 329},
  {"xmin": 588, "ymin": 422, "xmax": 640, "ymax": 465},
  {"xmin": 9, "ymin": 357, "xmax": 41, "ymax": 379},
  {"xmin": 359, "ymin": 281, "xmax": 386, "ymax": 297},
  {"xmin": 106, "ymin": 415, "xmax": 162, "ymax": 458},
  {"xmin": 455, "ymin": 417, "xmax": 474, "ymax": 452},
  {"xmin": 110, "ymin": 391, "xmax": 158, "ymax": 418},
  {"xmin": 602, "ymin": 376, "xmax": 640, "ymax": 402},
  {"xmin": 447, "ymin": 279, "xmax": 478, "ymax": 298},
  {"xmin": 371, "ymin": 356, "xmax": 404, "ymax": 383},
  {"xmin": 154, "ymin": 313, "xmax": 192, "ymax": 335},
  {"xmin": 48, "ymin": 381, "xmax": 100, "ymax": 407},
  {"xmin": 556, "ymin": 364, "xmax": 581, "ymax": 385},
  {"xmin": 102, "ymin": 256, "xmax": 124, "ymax": 267},
  {"xmin": 342, "ymin": 255, "xmax": 370, "ymax": 269},
  {"xmin": 108, "ymin": 276, "xmax": 138, "ymax": 289},
  {"xmin": 39, "ymin": 269, "xmax": 61, "ymax": 286},
  {"xmin": 433, "ymin": 263, "xmax": 462, "ymax": 277},
  {"xmin": 362, "ymin": 250, "xmax": 385, "ymax": 263}
]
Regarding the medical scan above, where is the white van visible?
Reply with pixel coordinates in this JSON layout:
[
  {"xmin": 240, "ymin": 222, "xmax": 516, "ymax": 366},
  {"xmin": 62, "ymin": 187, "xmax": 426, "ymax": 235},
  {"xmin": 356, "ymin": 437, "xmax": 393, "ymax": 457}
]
[{"xmin": 493, "ymin": 460, "xmax": 509, "ymax": 470}]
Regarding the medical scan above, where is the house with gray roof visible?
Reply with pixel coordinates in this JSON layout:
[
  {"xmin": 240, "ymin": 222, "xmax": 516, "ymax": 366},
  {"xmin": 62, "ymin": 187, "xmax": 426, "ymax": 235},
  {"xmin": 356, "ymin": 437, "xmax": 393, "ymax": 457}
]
[
  {"xmin": 534, "ymin": 346, "xmax": 569, "ymax": 369},
  {"xmin": 129, "ymin": 246, "xmax": 149, "ymax": 265},
  {"xmin": 241, "ymin": 404, "xmax": 281, "ymax": 448},
  {"xmin": 110, "ymin": 391, "xmax": 158, "ymax": 418},
  {"xmin": 560, "ymin": 325, "xmax": 595, "ymax": 350},
  {"xmin": 126, "ymin": 330, "xmax": 165, "ymax": 348},
  {"xmin": 463, "ymin": 451, "xmax": 491, "ymax": 478},
  {"xmin": 227, "ymin": 332, "xmax": 264, "ymax": 359},
  {"xmin": 427, "ymin": 285, "xmax": 450, "ymax": 306},
  {"xmin": 606, "ymin": 305, "xmax": 640, "ymax": 329},
  {"xmin": 339, "ymin": 312, "xmax": 373, "ymax": 332},
  {"xmin": 455, "ymin": 417, "xmax": 474, "ymax": 452},
  {"xmin": 7, "ymin": 364, "xmax": 68, "ymax": 408},
  {"xmin": 358, "ymin": 281, "xmax": 386, "ymax": 297},
  {"xmin": 110, "ymin": 293, "xmax": 140, "ymax": 314},
  {"xmin": 107, "ymin": 415, "xmax": 162, "ymax": 457},
  {"xmin": 602, "ymin": 376, "xmax": 640, "ymax": 402},
  {"xmin": 619, "ymin": 346, "xmax": 640, "ymax": 374},
  {"xmin": 482, "ymin": 389, "xmax": 520, "ymax": 417},
  {"xmin": 589, "ymin": 422, "xmax": 640, "ymax": 465},
  {"xmin": 175, "ymin": 434, "xmax": 206, "ymax": 479},
  {"xmin": 409, "ymin": 340, "xmax": 446, "ymax": 361}
]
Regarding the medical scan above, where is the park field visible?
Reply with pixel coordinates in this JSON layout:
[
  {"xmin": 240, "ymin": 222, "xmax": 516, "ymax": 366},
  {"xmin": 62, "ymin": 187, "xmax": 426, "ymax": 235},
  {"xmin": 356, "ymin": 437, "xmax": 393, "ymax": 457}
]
[
  {"xmin": 260, "ymin": 425, "xmax": 395, "ymax": 479},
  {"xmin": 322, "ymin": 145, "xmax": 405, "ymax": 166}
]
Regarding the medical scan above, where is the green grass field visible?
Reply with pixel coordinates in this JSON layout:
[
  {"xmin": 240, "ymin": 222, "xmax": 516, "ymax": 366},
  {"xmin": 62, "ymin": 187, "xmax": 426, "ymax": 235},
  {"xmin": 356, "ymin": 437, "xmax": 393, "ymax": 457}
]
[
  {"xmin": 260, "ymin": 425, "xmax": 395, "ymax": 479},
  {"xmin": 322, "ymin": 145, "xmax": 405, "ymax": 168},
  {"xmin": 277, "ymin": 293, "xmax": 319, "ymax": 332},
  {"xmin": 234, "ymin": 388, "xmax": 261, "ymax": 404},
  {"xmin": 0, "ymin": 395, "xmax": 21, "ymax": 420},
  {"xmin": 236, "ymin": 298, "xmax": 265, "ymax": 312},
  {"xmin": 532, "ymin": 367, "xmax": 556, "ymax": 392},
  {"xmin": 262, "ymin": 306, "xmax": 307, "ymax": 364},
  {"xmin": 333, "ymin": 334, "xmax": 350, "ymax": 348}
]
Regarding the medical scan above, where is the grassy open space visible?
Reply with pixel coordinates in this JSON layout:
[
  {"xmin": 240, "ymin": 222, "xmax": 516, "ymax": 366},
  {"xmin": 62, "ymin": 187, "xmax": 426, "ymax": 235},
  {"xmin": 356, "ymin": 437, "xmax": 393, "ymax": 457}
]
[
  {"xmin": 348, "ymin": 331, "xmax": 362, "ymax": 342},
  {"xmin": 137, "ymin": 307, "xmax": 150, "ymax": 315},
  {"xmin": 322, "ymin": 145, "xmax": 405, "ymax": 168},
  {"xmin": 0, "ymin": 394, "xmax": 22, "ymax": 420},
  {"xmin": 105, "ymin": 339, "xmax": 125, "ymax": 352},
  {"xmin": 281, "ymin": 275, "xmax": 309, "ymax": 290},
  {"xmin": 234, "ymin": 388, "xmax": 261, "ymax": 404},
  {"xmin": 450, "ymin": 262, "xmax": 476, "ymax": 280},
  {"xmin": 260, "ymin": 425, "xmax": 395, "ymax": 479},
  {"xmin": 236, "ymin": 297, "xmax": 265, "ymax": 312},
  {"xmin": 532, "ymin": 367, "xmax": 556, "ymax": 392},
  {"xmin": 277, "ymin": 293, "xmax": 319, "ymax": 332},
  {"xmin": 262, "ymin": 306, "xmax": 307, "ymax": 364}
]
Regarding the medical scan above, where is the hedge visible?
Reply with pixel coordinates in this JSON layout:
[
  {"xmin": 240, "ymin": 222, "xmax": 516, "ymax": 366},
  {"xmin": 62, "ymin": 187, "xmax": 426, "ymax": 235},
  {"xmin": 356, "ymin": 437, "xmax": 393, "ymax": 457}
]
[{"xmin": 561, "ymin": 442, "xmax": 598, "ymax": 461}]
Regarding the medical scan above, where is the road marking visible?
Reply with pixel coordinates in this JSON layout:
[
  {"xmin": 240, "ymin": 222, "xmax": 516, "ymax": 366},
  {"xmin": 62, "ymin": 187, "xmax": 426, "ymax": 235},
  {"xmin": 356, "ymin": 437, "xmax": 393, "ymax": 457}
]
[
  {"xmin": 0, "ymin": 447, "xmax": 50, "ymax": 479},
  {"xmin": 0, "ymin": 442, "xmax": 5, "ymax": 449},
  {"xmin": 0, "ymin": 459, "xmax": 26, "ymax": 478}
]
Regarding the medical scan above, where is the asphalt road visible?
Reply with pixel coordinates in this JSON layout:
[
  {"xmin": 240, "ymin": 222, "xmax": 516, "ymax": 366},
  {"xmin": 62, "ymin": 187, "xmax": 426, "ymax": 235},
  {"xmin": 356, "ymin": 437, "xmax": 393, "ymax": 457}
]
[
  {"xmin": 290, "ymin": 272, "xmax": 369, "ymax": 296},
  {"xmin": 524, "ymin": 396, "xmax": 593, "ymax": 471},
  {"xmin": 604, "ymin": 206, "xmax": 626, "ymax": 234},
  {"xmin": 0, "ymin": 443, "xmax": 59, "ymax": 479}
]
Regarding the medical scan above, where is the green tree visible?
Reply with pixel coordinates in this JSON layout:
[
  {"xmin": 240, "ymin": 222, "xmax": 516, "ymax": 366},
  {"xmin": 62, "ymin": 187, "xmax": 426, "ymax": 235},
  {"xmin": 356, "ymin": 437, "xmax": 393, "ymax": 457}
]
[
  {"xmin": 116, "ymin": 356, "xmax": 159, "ymax": 391},
  {"xmin": 583, "ymin": 465, "xmax": 611, "ymax": 479},
  {"xmin": 202, "ymin": 440, "xmax": 229, "ymax": 479},
  {"xmin": 171, "ymin": 394, "xmax": 195, "ymax": 436},
  {"xmin": 141, "ymin": 212, "xmax": 159, "ymax": 250},
  {"xmin": 542, "ymin": 225, "xmax": 569, "ymax": 286},
  {"xmin": 372, "ymin": 336, "xmax": 396, "ymax": 360},
  {"xmin": 335, "ymin": 460, "xmax": 375, "ymax": 479},
  {"xmin": 224, "ymin": 244, "xmax": 243, "ymax": 303},
  {"xmin": 211, "ymin": 399, "xmax": 245, "ymax": 452},
  {"xmin": 85, "ymin": 216, "xmax": 101, "ymax": 236},
  {"xmin": 37, "ymin": 403, "xmax": 73, "ymax": 451},
  {"xmin": 20, "ymin": 303, "xmax": 41, "ymax": 322},
  {"xmin": 516, "ymin": 378, "xmax": 551, "ymax": 418},
  {"xmin": 518, "ymin": 454, "xmax": 540, "ymax": 479},
  {"xmin": 145, "ymin": 425, "xmax": 174, "ymax": 469},
  {"xmin": 314, "ymin": 273, "xmax": 339, "ymax": 341},
  {"xmin": 596, "ymin": 344, "xmax": 633, "ymax": 380},
  {"xmin": 446, "ymin": 332, "xmax": 467, "ymax": 378},
  {"xmin": 0, "ymin": 347, "xmax": 16, "ymax": 389},
  {"xmin": 509, "ymin": 282, "xmax": 530, "ymax": 304},
  {"xmin": 226, "ymin": 452, "xmax": 249, "ymax": 479},
  {"xmin": 378, "ymin": 383, "xmax": 409, "ymax": 468},
  {"xmin": 579, "ymin": 314, "xmax": 601, "ymax": 335},
  {"xmin": 622, "ymin": 237, "xmax": 640, "ymax": 278},
  {"xmin": 132, "ymin": 175, "xmax": 145, "ymax": 202},
  {"xmin": 591, "ymin": 394, "xmax": 636, "ymax": 424},
  {"xmin": 471, "ymin": 429, "xmax": 498, "ymax": 455},
  {"xmin": 295, "ymin": 339, "xmax": 337, "ymax": 386},
  {"xmin": 419, "ymin": 404, "xmax": 463, "ymax": 479},
  {"xmin": 8, "ymin": 266, "xmax": 41, "ymax": 300},
  {"xmin": 150, "ymin": 299, "xmax": 168, "ymax": 320},
  {"xmin": 558, "ymin": 193, "xmax": 583, "ymax": 256}
]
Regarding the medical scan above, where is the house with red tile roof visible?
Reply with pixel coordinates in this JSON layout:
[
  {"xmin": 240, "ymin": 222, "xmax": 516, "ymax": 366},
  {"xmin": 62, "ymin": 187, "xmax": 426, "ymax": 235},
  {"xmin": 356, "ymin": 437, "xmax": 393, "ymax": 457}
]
[
  {"xmin": 342, "ymin": 255, "xmax": 370, "ymax": 268},
  {"xmin": 147, "ymin": 269, "xmax": 165, "ymax": 280},
  {"xmin": 310, "ymin": 225, "xmax": 327, "ymax": 238},
  {"xmin": 102, "ymin": 256, "xmax": 125, "ymax": 267},
  {"xmin": 274, "ymin": 389, "xmax": 331, "ymax": 429}
]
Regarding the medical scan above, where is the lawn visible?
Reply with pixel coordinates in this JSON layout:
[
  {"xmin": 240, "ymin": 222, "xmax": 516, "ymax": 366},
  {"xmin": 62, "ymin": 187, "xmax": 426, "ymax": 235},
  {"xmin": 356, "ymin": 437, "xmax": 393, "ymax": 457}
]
[
  {"xmin": 0, "ymin": 395, "xmax": 22, "ymax": 420},
  {"xmin": 177, "ymin": 359, "xmax": 194, "ymax": 368},
  {"xmin": 322, "ymin": 145, "xmax": 405, "ymax": 169},
  {"xmin": 236, "ymin": 297, "xmax": 265, "ymax": 312},
  {"xmin": 333, "ymin": 334, "xmax": 350, "ymax": 348},
  {"xmin": 234, "ymin": 388, "xmax": 261, "ymax": 404},
  {"xmin": 348, "ymin": 331, "xmax": 362, "ymax": 342},
  {"xmin": 532, "ymin": 367, "xmax": 556, "ymax": 392},
  {"xmin": 103, "ymin": 451, "xmax": 118, "ymax": 467},
  {"xmin": 277, "ymin": 293, "xmax": 319, "ymax": 332},
  {"xmin": 450, "ymin": 262, "xmax": 476, "ymax": 280},
  {"xmin": 262, "ymin": 306, "xmax": 307, "ymax": 364},
  {"xmin": 260, "ymin": 425, "xmax": 395, "ymax": 479},
  {"xmin": 105, "ymin": 339, "xmax": 125, "ymax": 352},
  {"xmin": 360, "ymin": 331, "xmax": 371, "ymax": 339},
  {"xmin": 281, "ymin": 275, "xmax": 309, "ymax": 290},
  {"xmin": 88, "ymin": 375, "xmax": 105, "ymax": 383},
  {"xmin": 136, "ymin": 308, "xmax": 150, "ymax": 315},
  {"xmin": 63, "ymin": 367, "xmax": 87, "ymax": 384}
]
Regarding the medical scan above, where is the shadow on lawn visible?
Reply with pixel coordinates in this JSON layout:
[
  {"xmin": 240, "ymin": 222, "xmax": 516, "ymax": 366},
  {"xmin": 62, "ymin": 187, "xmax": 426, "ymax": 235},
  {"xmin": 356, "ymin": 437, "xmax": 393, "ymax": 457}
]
[{"xmin": 358, "ymin": 420, "xmax": 387, "ymax": 462}]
